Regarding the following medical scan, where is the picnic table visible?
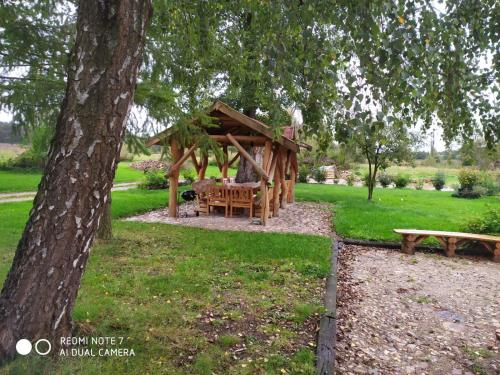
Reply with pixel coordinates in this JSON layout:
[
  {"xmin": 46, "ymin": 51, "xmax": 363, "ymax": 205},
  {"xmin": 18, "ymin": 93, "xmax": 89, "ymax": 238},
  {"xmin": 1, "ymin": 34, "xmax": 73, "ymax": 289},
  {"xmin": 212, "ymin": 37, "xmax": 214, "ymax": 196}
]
[
  {"xmin": 394, "ymin": 229, "xmax": 500, "ymax": 262},
  {"xmin": 224, "ymin": 181, "xmax": 261, "ymax": 190}
]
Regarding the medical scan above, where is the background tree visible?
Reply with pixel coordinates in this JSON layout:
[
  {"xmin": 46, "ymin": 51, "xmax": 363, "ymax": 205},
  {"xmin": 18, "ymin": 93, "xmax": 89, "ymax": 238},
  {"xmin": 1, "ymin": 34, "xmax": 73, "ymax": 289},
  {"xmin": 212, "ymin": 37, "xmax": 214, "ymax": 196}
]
[
  {"xmin": 335, "ymin": 115, "xmax": 416, "ymax": 200},
  {"xmin": 0, "ymin": 0, "xmax": 148, "ymax": 240},
  {"xmin": 145, "ymin": 0, "xmax": 337, "ymax": 181},
  {"xmin": 0, "ymin": 0, "xmax": 152, "ymax": 359},
  {"xmin": 0, "ymin": 0, "xmax": 498, "ymax": 358}
]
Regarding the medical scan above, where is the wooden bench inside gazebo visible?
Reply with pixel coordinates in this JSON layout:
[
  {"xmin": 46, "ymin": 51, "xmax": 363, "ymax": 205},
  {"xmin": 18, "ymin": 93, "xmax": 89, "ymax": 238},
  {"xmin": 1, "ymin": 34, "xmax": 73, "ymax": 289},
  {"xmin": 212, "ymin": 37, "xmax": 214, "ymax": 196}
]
[{"xmin": 146, "ymin": 101, "xmax": 311, "ymax": 225}]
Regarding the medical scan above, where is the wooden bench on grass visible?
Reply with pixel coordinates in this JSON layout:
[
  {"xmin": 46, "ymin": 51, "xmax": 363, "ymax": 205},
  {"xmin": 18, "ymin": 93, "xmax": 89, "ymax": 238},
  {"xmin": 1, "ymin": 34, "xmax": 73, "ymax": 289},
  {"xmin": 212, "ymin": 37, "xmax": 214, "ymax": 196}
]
[{"xmin": 394, "ymin": 229, "xmax": 500, "ymax": 262}]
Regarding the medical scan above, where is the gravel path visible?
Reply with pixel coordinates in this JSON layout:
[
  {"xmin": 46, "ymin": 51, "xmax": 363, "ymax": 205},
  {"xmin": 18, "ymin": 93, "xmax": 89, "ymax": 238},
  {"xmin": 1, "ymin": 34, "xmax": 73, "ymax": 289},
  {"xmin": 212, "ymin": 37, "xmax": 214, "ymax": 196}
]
[
  {"xmin": 125, "ymin": 202, "xmax": 332, "ymax": 237},
  {"xmin": 336, "ymin": 245, "xmax": 500, "ymax": 375}
]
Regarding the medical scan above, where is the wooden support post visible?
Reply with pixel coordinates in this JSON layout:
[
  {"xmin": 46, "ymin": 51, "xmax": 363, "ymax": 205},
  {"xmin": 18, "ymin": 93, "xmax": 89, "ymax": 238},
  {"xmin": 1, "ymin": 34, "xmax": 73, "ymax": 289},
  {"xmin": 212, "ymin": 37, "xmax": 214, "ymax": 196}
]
[
  {"xmin": 268, "ymin": 148, "xmax": 279, "ymax": 183},
  {"xmin": 289, "ymin": 158, "xmax": 296, "ymax": 203},
  {"xmin": 222, "ymin": 145, "xmax": 229, "ymax": 178},
  {"xmin": 285, "ymin": 150, "xmax": 291, "ymax": 175},
  {"xmin": 272, "ymin": 151, "xmax": 282, "ymax": 217},
  {"xmin": 260, "ymin": 141, "xmax": 272, "ymax": 224},
  {"xmin": 168, "ymin": 139, "xmax": 183, "ymax": 217},
  {"xmin": 280, "ymin": 151, "xmax": 288, "ymax": 208},
  {"xmin": 290, "ymin": 151, "xmax": 298, "ymax": 174},
  {"xmin": 199, "ymin": 154, "xmax": 208, "ymax": 180}
]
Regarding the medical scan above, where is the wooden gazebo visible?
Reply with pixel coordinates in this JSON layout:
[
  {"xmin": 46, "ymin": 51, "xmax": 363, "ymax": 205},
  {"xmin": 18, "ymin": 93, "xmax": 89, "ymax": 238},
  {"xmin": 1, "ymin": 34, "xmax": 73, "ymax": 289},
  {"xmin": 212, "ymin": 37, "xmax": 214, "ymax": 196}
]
[{"xmin": 147, "ymin": 101, "xmax": 311, "ymax": 225}]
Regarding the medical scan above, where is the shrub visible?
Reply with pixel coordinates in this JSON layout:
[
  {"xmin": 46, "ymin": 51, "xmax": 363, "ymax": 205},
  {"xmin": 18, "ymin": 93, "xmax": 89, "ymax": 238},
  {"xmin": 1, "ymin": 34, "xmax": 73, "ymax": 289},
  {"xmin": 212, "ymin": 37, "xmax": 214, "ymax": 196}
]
[
  {"xmin": 181, "ymin": 168, "xmax": 196, "ymax": 184},
  {"xmin": 452, "ymin": 187, "xmax": 481, "ymax": 199},
  {"xmin": 431, "ymin": 172, "xmax": 446, "ymax": 191},
  {"xmin": 298, "ymin": 165, "xmax": 310, "ymax": 183},
  {"xmin": 453, "ymin": 169, "xmax": 481, "ymax": 198},
  {"xmin": 3, "ymin": 124, "xmax": 53, "ymax": 170},
  {"xmin": 377, "ymin": 172, "xmax": 392, "ymax": 188},
  {"xmin": 393, "ymin": 173, "xmax": 410, "ymax": 188},
  {"xmin": 415, "ymin": 179, "xmax": 424, "ymax": 190},
  {"xmin": 139, "ymin": 168, "xmax": 168, "ymax": 190},
  {"xmin": 458, "ymin": 169, "xmax": 478, "ymax": 190},
  {"xmin": 466, "ymin": 207, "xmax": 500, "ymax": 235},
  {"xmin": 477, "ymin": 172, "xmax": 499, "ymax": 196},
  {"xmin": 313, "ymin": 167, "xmax": 327, "ymax": 184},
  {"xmin": 346, "ymin": 174, "xmax": 355, "ymax": 186}
]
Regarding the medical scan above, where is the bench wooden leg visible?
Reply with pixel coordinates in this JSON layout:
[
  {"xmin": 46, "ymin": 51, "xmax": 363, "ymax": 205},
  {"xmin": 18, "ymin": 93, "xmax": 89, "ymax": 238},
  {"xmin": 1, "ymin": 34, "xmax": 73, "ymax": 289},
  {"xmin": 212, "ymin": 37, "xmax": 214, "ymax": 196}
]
[
  {"xmin": 402, "ymin": 235, "xmax": 417, "ymax": 255},
  {"xmin": 494, "ymin": 243, "xmax": 500, "ymax": 263},
  {"xmin": 444, "ymin": 237, "xmax": 457, "ymax": 257}
]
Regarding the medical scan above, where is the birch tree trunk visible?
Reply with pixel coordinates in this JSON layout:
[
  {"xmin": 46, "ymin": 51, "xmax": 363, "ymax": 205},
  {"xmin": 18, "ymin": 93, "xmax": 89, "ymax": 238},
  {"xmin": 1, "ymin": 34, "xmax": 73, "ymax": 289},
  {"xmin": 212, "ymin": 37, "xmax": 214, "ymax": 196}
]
[
  {"xmin": 97, "ymin": 200, "xmax": 112, "ymax": 240},
  {"xmin": 0, "ymin": 0, "xmax": 151, "ymax": 360}
]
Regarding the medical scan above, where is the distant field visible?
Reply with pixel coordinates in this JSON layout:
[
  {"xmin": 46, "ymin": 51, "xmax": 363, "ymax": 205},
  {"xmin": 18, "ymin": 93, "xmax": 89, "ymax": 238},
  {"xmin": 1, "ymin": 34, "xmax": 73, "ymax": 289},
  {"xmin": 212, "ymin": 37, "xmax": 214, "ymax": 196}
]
[
  {"xmin": 0, "ymin": 143, "xmax": 25, "ymax": 162},
  {"xmin": 355, "ymin": 164, "xmax": 499, "ymax": 187}
]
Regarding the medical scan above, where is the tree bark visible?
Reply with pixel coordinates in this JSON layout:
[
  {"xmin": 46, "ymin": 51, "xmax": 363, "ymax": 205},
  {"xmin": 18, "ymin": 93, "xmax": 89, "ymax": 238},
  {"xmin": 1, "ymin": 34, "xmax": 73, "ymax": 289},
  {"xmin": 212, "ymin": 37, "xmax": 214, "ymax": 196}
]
[
  {"xmin": 96, "ymin": 200, "xmax": 112, "ymax": 240},
  {"xmin": 235, "ymin": 107, "xmax": 260, "ymax": 183},
  {"xmin": 366, "ymin": 153, "xmax": 373, "ymax": 200},
  {"xmin": 235, "ymin": 145, "xmax": 259, "ymax": 183},
  {"xmin": 0, "ymin": 0, "xmax": 151, "ymax": 360}
]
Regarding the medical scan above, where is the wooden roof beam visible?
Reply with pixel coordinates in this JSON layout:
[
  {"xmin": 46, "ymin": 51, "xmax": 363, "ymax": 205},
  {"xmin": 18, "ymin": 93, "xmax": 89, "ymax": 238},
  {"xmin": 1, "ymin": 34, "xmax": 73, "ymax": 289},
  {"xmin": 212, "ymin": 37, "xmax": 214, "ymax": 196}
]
[{"xmin": 209, "ymin": 135, "xmax": 267, "ymax": 144}]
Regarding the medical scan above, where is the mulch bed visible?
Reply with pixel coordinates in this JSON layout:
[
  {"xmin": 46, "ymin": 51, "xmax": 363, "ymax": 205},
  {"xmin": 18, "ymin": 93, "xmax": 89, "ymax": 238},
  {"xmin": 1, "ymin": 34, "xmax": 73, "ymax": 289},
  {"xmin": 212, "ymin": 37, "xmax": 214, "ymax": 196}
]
[{"xmin": 335, "ymin": 245, "xmax": 500, "ymax": 375}]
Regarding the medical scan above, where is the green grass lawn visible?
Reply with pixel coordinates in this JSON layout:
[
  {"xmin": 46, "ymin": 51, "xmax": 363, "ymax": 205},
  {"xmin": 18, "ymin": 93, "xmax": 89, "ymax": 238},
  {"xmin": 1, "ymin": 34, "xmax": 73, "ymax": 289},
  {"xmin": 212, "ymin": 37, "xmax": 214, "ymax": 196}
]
[
  {"xmin": 0, "ymin": 163, "xmax": 236, "ymax": 193},
  {"xmin": 0, "ymin": 188, "xmax": 329, "ymax": 374},
  {"xmin": 1, "ymin": 182, "xmax": 497, "ymax": 373},
  {"xmin": 0, "ymin": 163, "xmax": 144, "ymax": 193},
  {"xmin": 295, "ymin": 183, "xmax": 499, "ymax": 241}
]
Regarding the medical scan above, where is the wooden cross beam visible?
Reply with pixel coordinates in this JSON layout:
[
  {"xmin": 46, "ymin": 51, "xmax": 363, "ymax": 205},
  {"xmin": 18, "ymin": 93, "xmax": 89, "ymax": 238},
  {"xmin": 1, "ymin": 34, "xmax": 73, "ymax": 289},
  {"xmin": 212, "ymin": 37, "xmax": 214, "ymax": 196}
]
[
  {"xmin": 167, "ymin": 144, "xmax": 197, "ymax": 177},
  {"xmin": 228, "ymin": 151, "xmax": 240, "ymax": 168},
  {"xmin": 226, "ymin": 133, "xmax": 269, "ymax": 180}
]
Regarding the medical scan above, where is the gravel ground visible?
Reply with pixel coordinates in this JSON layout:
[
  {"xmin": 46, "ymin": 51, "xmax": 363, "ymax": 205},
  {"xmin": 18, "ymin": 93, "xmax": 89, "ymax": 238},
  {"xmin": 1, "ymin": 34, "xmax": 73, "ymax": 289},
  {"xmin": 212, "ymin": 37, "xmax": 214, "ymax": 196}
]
[
  {"xmin": 336, "ymin": 245, "xmax": 500, "ymax": 375},
  {"xmin": 125, "ymin": 202, "xmax": 332, "ymax": 237}
]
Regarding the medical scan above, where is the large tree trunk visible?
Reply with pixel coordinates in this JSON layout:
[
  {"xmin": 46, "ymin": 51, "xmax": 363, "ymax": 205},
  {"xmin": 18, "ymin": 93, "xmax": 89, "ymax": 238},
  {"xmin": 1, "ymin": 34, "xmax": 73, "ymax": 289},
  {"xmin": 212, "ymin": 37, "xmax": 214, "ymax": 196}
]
[
  {"xmin": 97, "ymin": 200, "xmax": 112, "ymax": 240},
  {"xmin": 0, "ymin": 0, "xmax": 151, "ymax": 360},
  {"xmin": 235, "ymin": 145, "xmax": 259, "ymax": 183}
]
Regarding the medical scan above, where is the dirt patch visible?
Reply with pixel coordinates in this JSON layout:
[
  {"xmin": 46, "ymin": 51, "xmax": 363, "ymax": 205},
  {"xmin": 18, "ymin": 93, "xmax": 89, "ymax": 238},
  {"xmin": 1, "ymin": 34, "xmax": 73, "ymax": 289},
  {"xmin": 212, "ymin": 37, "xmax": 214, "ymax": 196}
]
[
  {"xmin": 124, "ymin": 202, "xmax": 332, "ymax": 237},
  {"xmin": 336, "ymin": 245, "xmax": 500, "ymax": 374}
]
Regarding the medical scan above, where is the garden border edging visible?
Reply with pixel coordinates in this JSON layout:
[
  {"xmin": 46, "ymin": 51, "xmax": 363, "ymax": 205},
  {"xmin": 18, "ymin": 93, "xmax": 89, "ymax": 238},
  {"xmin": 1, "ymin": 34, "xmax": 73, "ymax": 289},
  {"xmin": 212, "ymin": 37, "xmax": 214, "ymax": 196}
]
[{"xmin": 316, "ymin": 234, "xmax": 341, "ymax": 374}]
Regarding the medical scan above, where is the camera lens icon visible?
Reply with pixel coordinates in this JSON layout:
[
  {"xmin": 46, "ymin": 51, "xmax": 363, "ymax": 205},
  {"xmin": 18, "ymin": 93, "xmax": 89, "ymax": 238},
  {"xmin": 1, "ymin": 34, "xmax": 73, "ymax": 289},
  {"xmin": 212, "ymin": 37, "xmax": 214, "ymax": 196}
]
[
  {"xmin": 15, "ymin": 339, "xmax": 32, "ymax": 355},
  {"xmin": 15, "ymin": 339, "xmax": 51, "ymax": 356}
]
